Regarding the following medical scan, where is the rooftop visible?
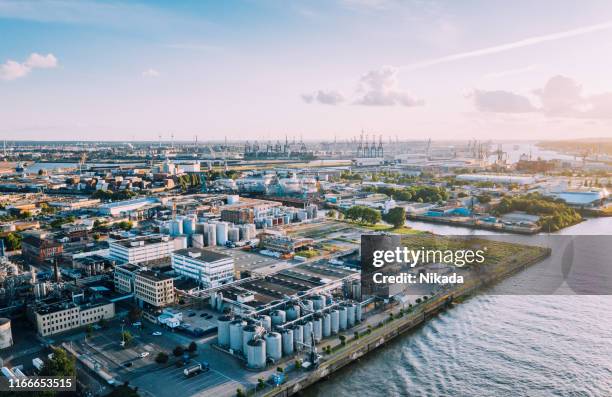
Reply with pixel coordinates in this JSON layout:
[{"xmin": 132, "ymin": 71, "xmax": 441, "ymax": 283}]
[{"xmin": 173, "ymin": 248, "xmax": 231, "ymax": 262}]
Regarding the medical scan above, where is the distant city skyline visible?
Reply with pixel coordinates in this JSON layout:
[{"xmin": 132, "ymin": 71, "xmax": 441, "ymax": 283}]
[{"xmin": 2, "ymin": 0, "xmax": 612, "ymax": 140}]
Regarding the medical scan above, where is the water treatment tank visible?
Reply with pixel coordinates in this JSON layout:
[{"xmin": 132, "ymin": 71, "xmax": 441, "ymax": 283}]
[
  {"xmin": 0, "ymin": 318, "xmax": 13, "ymax": 349},
  {"xmin": 246, "ymin": 339, "xmax": 266, "ymax": 369},
  {"xmin": 286, "ymin": 305, "xmax": 300, "ymax": 321},
  {"xmin": 242, "ymin": 324, "xmax": 257, "ymax": 354},
  {"xmin": 205, "ymin": 224, "xmax": 217, "ymax": 246},
  {"xmin": 271, "ymin": 310, "xmax": 286, "ymax": 326},
  {"xmin": 303, "ymin": 321, "xmax": 313, "ymax": 347},
  {"xmin": 265, "ymin": 332, "xmax": 282, "ymax": 362},
  {"xmin": 330, "ymin": 310, "xmax": 340, "ymax": 335},
  {"xmin": 347, "ymin": 303, "xmax": 356, "ymax": 328},
  {"xmin": 282, "ymin": 329, "xmax": 294, "ymax": 356},
  {"xmin": 229, "ymin": 320, "xmax": 246, "ymax": 353},
  {"xmin": 339, "ymin": 306, "xmax": 348, "ymax": 331},
  {"xmin": 312, "ymin": 316, "xmax": 322, "ymax": 342},
  {"xmin": 292, "ymin": 325, "xmax": 303, "ymax": 351},
  {"xmin": 259, "ymin": 315, "xmax": 272, "ymax": 331},
  {"xmin": 322, "ymin": 312, "xmax": 331, "ymax": 338},
  {"xmin": 228, "ymin": 227, "xmax": 240, "ymax": 242},
  {"xmin": 355, "ymin": 303, "xmax": 362, "ymax": 323},
  {"xmin": 217, "ymin": 315, "xmax": 232, "ymax": 348}
]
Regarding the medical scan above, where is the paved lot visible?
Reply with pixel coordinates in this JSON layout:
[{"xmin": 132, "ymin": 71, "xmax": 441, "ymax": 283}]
[{"xmin": 133, "ymin": 364, "xmax": 242, "ymax": 397}]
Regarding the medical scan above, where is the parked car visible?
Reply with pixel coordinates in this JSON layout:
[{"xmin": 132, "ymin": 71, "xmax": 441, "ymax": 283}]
[
  {"xmin": 188, "ymin": 312, "xmax": 196, "ymax": 317},
  {"xmin": 140, "ymin": 352, "xmax": 149, "ymax": 358},
  {"xmin": 200, "ymin": 313, "xmax": 206, "ymax": 317},
  {"xmin": 152, "ymin": 331, "xmax": 162, "ymax": 336}
]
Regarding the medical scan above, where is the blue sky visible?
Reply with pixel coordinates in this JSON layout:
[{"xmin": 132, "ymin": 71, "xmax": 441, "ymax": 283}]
[{"xmin": 2, "ymin": 0, "xmax": 612, "ymax": 141}]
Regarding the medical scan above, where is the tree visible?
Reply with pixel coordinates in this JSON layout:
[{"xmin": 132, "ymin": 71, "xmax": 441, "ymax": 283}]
[
  {"xmin": 276, "ymin": 366, "xmax": 284, "ymax": 373},
  {"xmin": 383, "ymin": 207, "xmax": 406, "ymax": 228},
  {"xmin": 85, "ymin": 324, "xmax": 93, "ymax": 337},
  {"xmin": 236, "ymin": 389, "xmax": 245, "ymax": 397},
  {"xmin": 107, "ymin": 382, "xmax": 139, "ymax": 397},
  {"xmin": 257, "ymin": 378, "xmax": 266, "ymax": 390},
  {"xmin": 339, "ymin": 335, "xmax": 346, "ymax": 346},
  {"xmin": 40, "ymin": 348, "xmax": 75, "ymax": 377},
  {"xmin": 122, "ymin": 331, "xmax": 133, "ymax": 346},
  {"xmin": 118, "ymin": 221, "xmax": 133, "ymax": 231},
  {"xmin": 3, "ymin": 233, "xmax": 22, "ymax": 251},
  {"xmin": 155, "ymin": 352, "xmax": 169, "ymax": 364},
  {"xmin": 295, "ymin": 359, "xmax": 302, "ymax": 369},
  {"xmin": 173, "ymin": 345, "xmax": 184, "ymax": 357},
  {"xmin": 188, "ymin": 341, "xmax": 197, "ymax": 353},
  {"xmin": 128, "ymin": 306, "xmax": 142, "ymax": 323}
]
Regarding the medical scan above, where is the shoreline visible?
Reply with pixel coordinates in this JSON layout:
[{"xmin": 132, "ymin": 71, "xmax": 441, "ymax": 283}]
[{"xmin": 261, "ymin": 245, "xmax": 551, "ymax": 397}]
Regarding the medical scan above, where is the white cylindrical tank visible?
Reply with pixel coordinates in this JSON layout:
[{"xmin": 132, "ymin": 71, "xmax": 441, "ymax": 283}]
[
  {"xmin": 303, "ymin": 321, "xmax": 313, "ymax": 347},
  {"xmin": 217, "ymin": 315, "xmax": 231, "ymax": 347},
  {"xmin": 210, "ymin": 291, "xmax": 217, "ymax": 308},
  {"xmin": 216, "ymin": 222, "xmax": 228, "ymax": 245},
  {"xmin": 174, "ymin": 235, "xmax": 188, "ymax": 249},
  {"xmin": 271, "ymin": 310, "xmax": 286, "ymax": 326},
  {"xmin": 355, "ymin": 303, "xmax": 362, "ymax": 323},
  {"xmin": 322, "ymin": 313, "xmax": 331, "ymax": 338},
  {"xmin": 339, "ymin": 307, "xmax": 348, "ymax": 331},
  {"xmin": 170, "ymin": 219, "xmax": 183, "ymax": 236},
  {"xmin": 330, "ymin": 310, "xmax": 340, "ymax": 335},
  {"xmin": 302, "ymin": 300, "xmax": 314, "ymax": 312},
  {"xmin": 265, "ymin": 332, "xmax": 282, "ymax": 362},
  {"xmin": 0, "ymin": 318, "xmax": 13, "ymax": 349},
  {"xmin": 292, "ymin": 325, "xmax": 303, "ymax": 351},
  {"xmin": 191, "ymin": 233, "xmax": 204, "ymax": 248},
  {"xmin": 259, "ymin": 315, "xmax": 272, "ymax": 331},
  {"xmin": 312, "ymin": 316, "xmax": 322, "ymax": 342},
  {"xmin": 229, "ymin": 320, "xmax": 246, "ymax": 353},
  {"xmin": 347, "ymin": 304, "xmax": 356, "ymax": 328},
  {"xmin": 246, "ymin": 338, "xmax": 266, "ymax": 369},
  {"xmin": 242, "ymin": 324, "xmax": 257, "ymax": 354},
  {"xmin": 282, "ymin": 329, "xmax": 294, "ymax": 356},
  {"xmin": 228, "ymin": 227, "xmax": 240, "ymax": 242},
  {"xmin": 286, "ymin": 305, "xmax": 300, "ymax": 321},
  {"xmin": 312, "ymin": 295, "xmax": 326, "ymax": 311}
]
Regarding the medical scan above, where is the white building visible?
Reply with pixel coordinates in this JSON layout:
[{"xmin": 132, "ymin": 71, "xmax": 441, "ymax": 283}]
[
  {"xmin": 109, "ymin": 235, "xmax": 174, "ymax": 264},
  {"xmin": 98, "ymin": 197, "xmax": 159, "ymax": 217},
  {"xmin": 171, "ymin": 248, "xmax": 234, "ymax": 288}
]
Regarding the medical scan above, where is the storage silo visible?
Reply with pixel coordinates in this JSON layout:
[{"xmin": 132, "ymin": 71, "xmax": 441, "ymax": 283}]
[
  {"xmin": 292, "ymin": 325, "xmax": 303, "ymax": 351},
  {"xmin": 355, "ymin": 303, "xmax": 362, "ymax": 322},
  {"xmin": 170, "ymin": 218, "xmax": 183, "ymax": 236},
  {"xmin": 0, "ymin": 318, "xmax": 13, "ymax": 349},
  {"xmin": 312, "ymin": 316, "xmax": 322, "ymax": 342},
  {"xmin": 281, "ymin": 329, "xmax": 294, "ymax": 356},
  {"xmin": 286, "ymin": 305, "xmax": 300, "ymax": 321},
  {"xmin": 339, "ymin": 306, "xmax": 348, "ymax": 331},
  {"xmin": 302, "ymin": 300, "xmax": 314, "ymax": 312},
  {"xmin": 322, "ymin": 312, "xmax": 331, "ymax": 338},
  {"xmin": 259, "ymin": 315, "xmax": 272, "ymax": 331},
  {"xmin": 174, "ymin": 235, "xmax": 188, "ymax": 249},
  {"xmin": 210, "ymin": 291, "xmax": 217, "ymax": 309},
  {"xmin": 265, "ymin": 332, "xmax": 282, "ymax": 362},
  {"xmin": 347, "ymin": 303, "xmax": 356, "ymax": 328},
  {"xmin": 217, "ymin": 315, "xmax": 232, "ymax": 348},
  {"xmin": 216, "ymin": 222, "xmax": 228, "ymax": 245},
  {"xmin": 228, "ymin": 227, "xmax": 240, "ymax": 242},
  {"xmin": 191, "ymin": 233, "xmax": 204, "ymax": 248},
  {"xmin": 216, "ymin": 292, "xmax": 224, "ymax": 312},
  {"xmin": 312, "ymin": 295, "xmax": 326, "ymax": 311},
  {"xmin": 229, "ymin": 320, "xmax": 246, "ymax": 353},
  {"xmin": 330, "ymin": 310, "xmax": 340, "ymax": 335},
  {"xmin": 242, "ymin": 324, "xmax": 257, "ymax": 354},
  {"xmin": 271, "ymin": 310, "xmax": 286, "ymax": 326},
  {"xmin": 205, "ymin": 223, "xmax": 217, "ymax": 246},
  {"xmin": 246, "ymin": 339, "xmax": 266, "ymax": 369},
  {"xmin": 183, "ymin": 217, "xmax": 195, "ymax": 235},
  {"xmin": 303, "ymin": 321, "xmax": 313, "ymax": 347}
]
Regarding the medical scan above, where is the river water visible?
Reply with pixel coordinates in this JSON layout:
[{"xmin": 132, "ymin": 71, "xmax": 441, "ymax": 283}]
[{"xmin": 304, "ymin": 218, "xmax": 612, "ymax": 397}]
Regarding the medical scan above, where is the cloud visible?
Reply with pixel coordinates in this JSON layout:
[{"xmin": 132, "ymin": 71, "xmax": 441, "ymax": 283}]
[
  {"xmin": 355, "ymin": 66, "xmax": 424, "ymax": 107},
  {"xmin": 471, "ymin": 90, "xmax": 537, "ymax": 113},
  {"xmin": 0, "ymin": 53, "xmax": 58, "ymax": 81},
  {"xmin": 401, "ymin": 21, "xmax": 612, "ymax": 71},
  {"xmin": 471, "ymin": 75, "xmax": 612, "ymax": 119},
  {"xmin": 142, "ymin": 68, "xmax": 160, "ymax": 78},
  {"xmin": 302, "ymin": 90, "xmax": 344, "ymax": 105}
]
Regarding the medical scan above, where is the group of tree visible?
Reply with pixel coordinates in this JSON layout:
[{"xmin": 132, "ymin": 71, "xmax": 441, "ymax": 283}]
[
  {"xmin": 382, "ymin": 207, "xmax": 406, "ymax": 228},
  {"xmin": 91, "ymin": 189, "xmax": 137, "ymax": 201},
  {"xmin": 491, "ymin": 193, "xmax": 582, "ymax": 231},
  {"xmin": 177, "ymin": 173, "xmax": 202, "ymax": 190},
  {"xmin": 1, "ymin": 232, "xmax": 22, "ymax": 251},
  {"xmin": 344, "ymin": 206, "xmax": 381, "ymax": 225},
  {"xmin": 363, "ymin": 185, "xmax": 448, "ymax": 203},
  {"xmin": 50, "ymin": 215, "xmax": 76, "ymax": 228},
  {"xmin": 340, "ymin": 171, "xmax": 362, "ymax": 181}
]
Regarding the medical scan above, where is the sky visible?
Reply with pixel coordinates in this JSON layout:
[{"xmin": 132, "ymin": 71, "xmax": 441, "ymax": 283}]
[{"xmin": 2, "ymin": 0, "xmax": 612, "ymax": 142}]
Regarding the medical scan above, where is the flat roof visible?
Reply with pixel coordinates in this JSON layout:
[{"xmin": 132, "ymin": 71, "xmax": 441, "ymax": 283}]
[
  {"xmin": 137, "ymin": 270, "xmax": 173, "ymax": 281},
  {"xmin": 173, "ymin": 248, "xmax": 231, "ymax": 262}
]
